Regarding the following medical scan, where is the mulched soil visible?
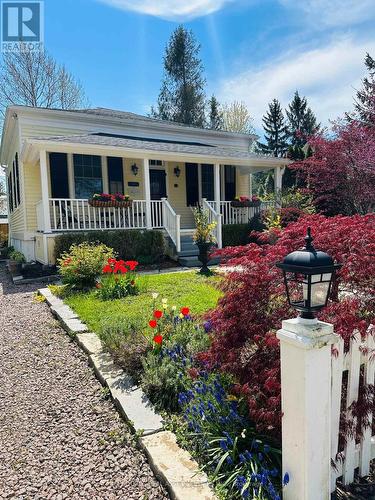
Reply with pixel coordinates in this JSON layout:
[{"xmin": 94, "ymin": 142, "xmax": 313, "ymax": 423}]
[{"xmin": 0, "ymin": 264, "xmax": 169, "ymax": 499}]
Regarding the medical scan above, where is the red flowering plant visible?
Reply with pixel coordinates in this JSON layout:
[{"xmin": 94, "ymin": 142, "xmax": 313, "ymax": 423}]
[
  {"xmin": 145, "ymin": 295, "xmax": 198, "ymax": 352},
  {"xmin": 96, "ymin": 258, "xmax": 139, "ymax": 300},
  {"xmin": 203, "ymin": 214, "xmax": 375, "ymax": 441}
]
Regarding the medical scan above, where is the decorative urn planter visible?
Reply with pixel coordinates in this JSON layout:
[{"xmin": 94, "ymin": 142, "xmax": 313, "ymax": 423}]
[{"xmin": 196, "ymin": 242, "xmax": 213, "ymax": 275}]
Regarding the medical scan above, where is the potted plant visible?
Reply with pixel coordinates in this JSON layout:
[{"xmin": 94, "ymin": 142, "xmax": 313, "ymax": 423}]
[
  {"xmin": 192, "ymin": 207, "xmax": 217, "ymax": 275},
  {"xmin": 88, "ymin": 193, "xmax": 132, "ymax": 208},
  {"xmin": 230, "ymin": 195, "xmax": 261, "ymax": 208},
  {"xmin": 7, "ymin": 249, "xmax": 26, "ymax": 275}
]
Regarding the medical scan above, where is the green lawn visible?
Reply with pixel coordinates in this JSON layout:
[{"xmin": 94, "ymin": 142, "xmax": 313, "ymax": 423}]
[{"xmin": 64, "ymin": 271, "xmax": 222, "ymax": 332}]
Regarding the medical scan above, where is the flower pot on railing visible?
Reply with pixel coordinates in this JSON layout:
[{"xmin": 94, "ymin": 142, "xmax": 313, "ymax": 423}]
[
  {"xmin": 230, "ymin": 197, "xmax": 261, "ymax": 208},
  {"xmin": 88, "ymin": 194, "xmax": 132, "ymax": 208}
]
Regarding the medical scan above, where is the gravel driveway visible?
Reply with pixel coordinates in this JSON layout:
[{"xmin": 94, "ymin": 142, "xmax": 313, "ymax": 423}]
[{"xmin": 0, "ymin": 264, "xmax": 169, "ymax": 500}]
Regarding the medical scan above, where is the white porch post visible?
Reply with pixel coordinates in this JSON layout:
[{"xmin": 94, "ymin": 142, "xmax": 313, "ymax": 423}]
[
  {"xmin": 274, "ymin": 167, "xmax": 283, "ymax": 206},
  {"xmin": 40, "ymin": 150, "xmax": 51, "ymax": 234},
  {"xmin": 277, "ymin": 318, "xmax": 338, "ymax": 500},
  {"xmin": 143, "ymin": 158, "xmax": 152, "ymax": 229},
  {"xmin": 214, "ymin": 163, "xmax": 220, "ymax": 214}
]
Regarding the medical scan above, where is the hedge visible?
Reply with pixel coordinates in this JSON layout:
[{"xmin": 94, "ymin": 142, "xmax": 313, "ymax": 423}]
[
  {"xmin": 222, "ymin": 214, "xmax": 266, "ymax": 247},
  {"xmin": 54, "ymin": 230, "xmax": 165, "ymax": 265}
]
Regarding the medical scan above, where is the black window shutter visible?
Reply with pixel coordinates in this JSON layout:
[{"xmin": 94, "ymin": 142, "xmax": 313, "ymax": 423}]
[{"xmin": 49, "ymin": 153, "xmax": 70, "ymax": 198}]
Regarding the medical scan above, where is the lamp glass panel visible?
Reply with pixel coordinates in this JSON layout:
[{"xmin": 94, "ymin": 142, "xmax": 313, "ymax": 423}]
[
  {"xmin": 286, "ymin": 272, "xmax": 304, "ymax": 305},
  {"xmin": 323, "ymin": 273, "xmax": 332, "ymax": 281},
  {"xmin": 310, "ymin": 281, "xmax": 330, "ymax": 307}
]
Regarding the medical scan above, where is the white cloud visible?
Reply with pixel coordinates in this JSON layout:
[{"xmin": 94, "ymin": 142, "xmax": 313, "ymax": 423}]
[
  {"xmin": 216, "ymin": 36, "xmax": 375, "ymax": 130},
  {"xmin": 279, "ymin": 0, "xmax": 375, "ymax": 27},
  {"xmin": 97, "ymin": 0, "xmax": 234, "ymax": 20}
]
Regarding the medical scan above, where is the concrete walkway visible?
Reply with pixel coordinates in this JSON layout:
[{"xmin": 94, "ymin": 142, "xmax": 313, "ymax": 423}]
[{"xmin": 0, "ymin": 264, "xmax": 168, "ymax": 499}]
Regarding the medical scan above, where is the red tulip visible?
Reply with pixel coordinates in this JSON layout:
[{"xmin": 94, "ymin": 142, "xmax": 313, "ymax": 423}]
[
  {"xmin": 153, "ymin": 334, "xmax": 163, "ymax": 345},
  {"xmin": 153, "ymin": 310, "xmax": 163, "ymax": 319},
  {"xmin": 114, "ymin": 261, "xmax": 128, "ymax": 274},
  {"xmin": 102, "ymin": 264, "xmax": 113, "ymax": 273},
  {"xmin": 181, "ymin": 307, "xmax": 190, "ymax": 316},
  {"xmin": 125, "ymin": 260, "xmax": 139, "ymax": 271},
  {"xmin": 149, "ymin": 320, "xmax": 157, "ymax": 329}
]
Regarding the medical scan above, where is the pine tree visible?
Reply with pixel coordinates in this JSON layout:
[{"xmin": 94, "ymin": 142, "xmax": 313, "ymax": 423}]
[
  {"xmin": 286, "ymin": 91, "xmax": 319, "ymax": 149},
  {"xmin": 354, "ymin": 53, "xmax": 375, "ymax": 125},
  {"xmin": 259, "ymin": 98, "xmax": 289, "ymax": 157},
  {"xmin": 208, "ymin": 95, "xmax": 223, "ymax": 130},
  {"xmin": 152, "ymin": 26, "xmax": 206, "ymax": 127}
]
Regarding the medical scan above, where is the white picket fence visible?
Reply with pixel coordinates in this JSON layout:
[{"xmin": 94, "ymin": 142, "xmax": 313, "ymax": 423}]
[{"xmin": 331, "ymin": 328, "xmax": 375, "ymax": 492}]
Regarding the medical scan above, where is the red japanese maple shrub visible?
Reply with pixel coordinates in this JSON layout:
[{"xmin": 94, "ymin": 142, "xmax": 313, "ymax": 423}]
[
  {"xmin": 292, "ymin": 120, "xmax": 375, "ymax": 216},
  {"xmin": 201, "ymin": 214, "xmax": 375, "ymax": 439}
]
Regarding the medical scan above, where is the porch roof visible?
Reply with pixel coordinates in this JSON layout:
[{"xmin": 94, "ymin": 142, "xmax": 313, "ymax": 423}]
[{"xmin": 23, "ymin": 132, "xmax": 289, "ymax": 170}]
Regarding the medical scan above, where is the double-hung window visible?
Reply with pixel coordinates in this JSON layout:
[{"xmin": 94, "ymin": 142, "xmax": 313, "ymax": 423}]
[{"xmin": 73, "ymin": 154, "xmax": 102, "ymax": 199}]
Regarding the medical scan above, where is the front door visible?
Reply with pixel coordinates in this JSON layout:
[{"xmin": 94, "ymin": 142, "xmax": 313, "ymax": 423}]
[
  {"xmin": 185, "ymin": 163, "xmax": 199, "ymax": 206},
  {"xmin": 150, "ymin": 169, "xmax": 167, "ymax": 200}
]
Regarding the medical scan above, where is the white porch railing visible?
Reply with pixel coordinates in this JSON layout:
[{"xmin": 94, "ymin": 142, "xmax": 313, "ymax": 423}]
[
  {"xmin": 161, "ymin": 198, "xmax": 181, "ymax": 252},
  {"xmin": 202, "ymin": 198, "xmax": 222, "ymax": 249},
  {"xmin": 48, "ymin": 198, "xmax": 159, "ymax": 232},
  {"xmin": 208, "ymin": 200, "xmax": 275, "ymax": 225}
]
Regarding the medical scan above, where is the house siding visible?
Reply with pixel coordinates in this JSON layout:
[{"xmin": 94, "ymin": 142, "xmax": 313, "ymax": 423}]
[{"xmin": 24, "ymin": 162, "xmax": 42, "ymax": 231}]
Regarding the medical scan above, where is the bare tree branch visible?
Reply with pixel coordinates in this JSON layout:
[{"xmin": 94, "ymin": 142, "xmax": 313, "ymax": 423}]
[{"xmin": 0, "ymin": 49, "xmax": 89, "ymax": 120}]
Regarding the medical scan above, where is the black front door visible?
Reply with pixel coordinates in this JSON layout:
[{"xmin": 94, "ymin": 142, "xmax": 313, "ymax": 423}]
[
  {"xmin": 185, "ymin": 163, "xmax": 199, "ymax": 206},
  {"xmin": 49, "ymin": 153, "xmax": 69, "ymax": 198},
  {"xmin": 150, "ymin": 169, "xmax": 167, "ymax": 200}
]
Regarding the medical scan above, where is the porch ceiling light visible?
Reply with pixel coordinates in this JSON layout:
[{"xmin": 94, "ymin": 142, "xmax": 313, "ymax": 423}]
[
  {"xmin": 131, "ymin": 163, "xmax": 139, "ymax": 176},
  {"xmin": 276, "ymin": 227, "xmax": 341, "ymax": 320},
  {"xmin": 174, "ymin": 166, "xmax": 181, "ymax": 178}
]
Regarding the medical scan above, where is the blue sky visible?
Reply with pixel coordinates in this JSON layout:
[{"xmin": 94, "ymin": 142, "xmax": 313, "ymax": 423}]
[{"xmin": 16, "ymin": 1, "xmax": 375, "ymax": 134}]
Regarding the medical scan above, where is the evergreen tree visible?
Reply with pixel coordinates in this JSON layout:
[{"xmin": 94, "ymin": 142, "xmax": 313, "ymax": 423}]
[
  {"xmin": 354, "ymin": 52, "xmax": 375, "ymax": 125},
  {"xmin": 259, "ymin": 98, "xmax": 289, "ymax": 157},
  {"xmin": 152, "ymin": 26, "xmax": 206, "ymax": 127},
  {"xmin": 286, "ymin": 91, "xmax": 319, "ymax": 148},
  {"xmin": 208, "ymin": 95, "xmax": 223, "ymax": 130}
]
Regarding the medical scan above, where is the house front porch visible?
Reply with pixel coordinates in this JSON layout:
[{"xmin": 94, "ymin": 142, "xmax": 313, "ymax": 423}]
[{"xmin": 22, "ymin": 134, "xmax": 288, "ymax": 264}]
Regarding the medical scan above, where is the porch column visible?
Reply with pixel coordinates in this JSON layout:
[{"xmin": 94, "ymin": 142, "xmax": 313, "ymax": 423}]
[
  {"xmin": 143, "ymin": 158, "xmax": 152, "ymax": 229},
  {"xmin": 274, "ymin": 167, "xmax": 283, "ymax": 207},
  {"xmin": 40, "ymin": 150, "xmax": 52, "ymax": 234},
  {"xmin": 249, "ymin": 173, "xmax": 253, "ymax": 197},
  {"xmin": 214, "ymin": 163, "xmax": 221, "ymax": 214}
]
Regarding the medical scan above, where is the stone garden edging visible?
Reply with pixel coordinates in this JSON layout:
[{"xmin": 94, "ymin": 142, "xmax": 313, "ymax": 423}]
[{"xmin": 38, "ymin": 287, "xmax": 217, "ymax": 500}]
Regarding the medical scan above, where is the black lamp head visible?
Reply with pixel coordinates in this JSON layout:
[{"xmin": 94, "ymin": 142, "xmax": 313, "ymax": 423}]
[{"xmin": 276, "ymin": 227, "xmax": 341, "ymax": 319}]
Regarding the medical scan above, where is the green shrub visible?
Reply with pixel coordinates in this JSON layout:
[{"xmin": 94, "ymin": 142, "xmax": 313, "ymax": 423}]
[
  {"xmin": 54, "ymin": 230, "xmax": 165, "ymax": 265},
  {"xmin": 9, "ymin": 250, "xmax": 26, "ymax": 263},
  {"xmin": 57, "ymin": 242, "xmax": 114, "ymax": 289},
  {"xmin": 98, "ymin": 317, "xmax": 149, "ymax": 382},
  {"xmin": 222, "ymin": 215, "xmax": 266, "ymax": 247}
]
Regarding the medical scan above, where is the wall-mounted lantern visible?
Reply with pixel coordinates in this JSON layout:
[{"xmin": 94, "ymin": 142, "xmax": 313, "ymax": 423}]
[
  {"xmin": 131, "ymin": 163, "xmax": 139, "ymax": 176},
  {"xmin": 174, "ymin": 166, "xmax": 181, "ymax": 178}
]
